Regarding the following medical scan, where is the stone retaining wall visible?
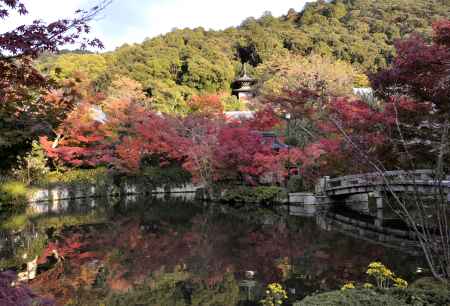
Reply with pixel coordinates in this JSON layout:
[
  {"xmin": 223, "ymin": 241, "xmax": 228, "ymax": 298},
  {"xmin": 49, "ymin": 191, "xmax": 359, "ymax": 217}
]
[
  {"xmin": 26, "ymin": 181, "xmax": 325, "ymax": 209},
  {"xmin": 27, "ymin": 182, "xmax": 204, "ymax": 204}
]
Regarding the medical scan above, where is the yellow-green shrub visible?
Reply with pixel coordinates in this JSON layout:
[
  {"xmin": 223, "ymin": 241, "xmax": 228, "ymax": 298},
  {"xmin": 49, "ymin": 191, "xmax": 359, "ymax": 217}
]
[{"xmin": 261, "ymin": 283, "xmax": 288, "ymax": 306}]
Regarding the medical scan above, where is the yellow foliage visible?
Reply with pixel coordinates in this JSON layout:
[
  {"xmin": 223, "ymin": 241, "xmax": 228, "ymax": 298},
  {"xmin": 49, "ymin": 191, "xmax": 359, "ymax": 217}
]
[
  {"xmin": 363, "ymin": 283, "xmax": 374, "ymax": 289},
  {"xmin": 341, "ymin": 262, "xmax": 408, "ymax": 291},
  {"xmin": 260, "ymin": 283, "xmax": 288, "ymax": 306},
  {"xmin": 39, "ymin": 53, "xmax": 107, "ymax": 81},
  {"xmin": 1, "ymin": 181, "xmax": 28, "ymax": 198},
  {"xmin": 354, "ymin": 73, "xmax": 370, "ymax": 87},
  {"xmin": 256, "ymin": 53, "xmax": 358, "ymax": 97},
  {"xmin": 366, "ymin": 262, "xmax": 408, "ymax": 289},
  {"xmin": 393, "ymin": 277, "xmax": 408, "ymax": 289},
  {"xmin": 106, "ymin": 76, "xmax": 147, "ymax": 105},
  {"xmin": 341, "ymin": 282, "xmax": 356, "ymax": 290}
]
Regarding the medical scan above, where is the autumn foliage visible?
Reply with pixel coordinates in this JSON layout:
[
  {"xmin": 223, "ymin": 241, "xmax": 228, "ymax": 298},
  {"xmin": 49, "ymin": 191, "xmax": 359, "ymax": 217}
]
[
  {"xmin": 372, "ymin": 19, "xmax": 450, "ymax": 111},
  {"xmin": 188, "ymin": 94, "xmax": 224, "ymax": 117},
  {"xmin": 0, "ymin": 0, "xmax": 111, "ymax": 170},
  {"xmin": 41, "ymin": 99, "xmax": 187, "ymax": 173},
  {"xmin": 39, "ymin": 92, "xmax": 296, "ymax": 185},
  {"xmin": 37, "ymin": 18, "xmax": 450, "ymax": 188}
]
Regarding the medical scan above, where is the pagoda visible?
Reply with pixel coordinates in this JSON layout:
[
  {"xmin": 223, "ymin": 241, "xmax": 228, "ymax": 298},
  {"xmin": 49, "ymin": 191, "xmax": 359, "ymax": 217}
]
[{"xmin": 232, "ymin": 63, "xmax": 256, "ymax": 101}]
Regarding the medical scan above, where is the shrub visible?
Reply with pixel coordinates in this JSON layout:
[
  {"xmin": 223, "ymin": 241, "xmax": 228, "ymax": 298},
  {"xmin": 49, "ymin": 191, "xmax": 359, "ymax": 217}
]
[
  {"xmin": 222, "ymin": 186, "xmax": 284, "ymax": 204},
  {"xmin": 295, "ymin": 289, "xmax": 408, "ymax": 306},
  {"xmin": 341, "ymin": 282, "xmax": 356, "ymax": 290},
  {"xmin": 366, "ymin": 262, "xmax": 408, "ymax": 289},
  {"xmin": 389, "ymin": 288, "xmax": 450, "ymax": 305},
  {"xmin": 296, "ymin": 288, "xmax": 450, "ymax": 306},
  {"xmin": 12, "ymin": 141, "xmax": 50, "ymax": 185},
  {"xmin": 261, "ymin": 283, "xmax": 288, "ymax": 306},
  {"xmin": 340, "ymin": 261, "xmax": 408, "ymax": 291},
  {"xmin": 138, "ymin": 164, "xmax": 192, "ymax": 187},
  {"xmin": 0, "ymin": 181, "xmax": 28, "ymax": 201},
  {"xmin": 410, "ymin": 277, "xmax": 450, "ymax": 291},
  {"xmin": 0, "ymin": 181, "xmax": 29, "ymax": 214},
  {"xmin": 37, "ymin": 168, "xmax": 110, "ymax": 187}
]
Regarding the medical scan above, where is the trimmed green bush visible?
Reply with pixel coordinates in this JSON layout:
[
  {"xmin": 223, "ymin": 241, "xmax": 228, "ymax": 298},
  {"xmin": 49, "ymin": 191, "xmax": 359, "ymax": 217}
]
[
  {"xmin": 410, "ymin": 277, "xmax": 450, "ymax": 291},
  {"xmin": 390, "ymin": 287, "xmax": 450, "ymax": 305},
  {"xmin": 296, "ymin": 289, "xmax": 407, "ymax": 306},
  {"xmin": 0, "ymin": 181, "xmax": 30, "ymax": 215},
  {"xmin": 222, "ymin": 186, "xmax": 284, "ymax": 204},
  {"xmin": 37, "ymin": 168, "xmax": 110, "ymax": 187},
  {"xmin": 295, "ymin": 288, "xmax": 450, "ymax": 306},
  {"xmin": 138, "ymin": 164, "xmax": 192, "ymax": 187}
]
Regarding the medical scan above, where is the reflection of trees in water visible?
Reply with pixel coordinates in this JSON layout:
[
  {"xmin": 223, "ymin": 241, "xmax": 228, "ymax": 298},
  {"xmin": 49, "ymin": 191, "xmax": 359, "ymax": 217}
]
[
  {"xmin": 21, "ymin": 199, "xmax": 422, "ymax": 304},
  {"xmin": 0, "ymin": 225, "xmax": 45, "ymax": 271}
]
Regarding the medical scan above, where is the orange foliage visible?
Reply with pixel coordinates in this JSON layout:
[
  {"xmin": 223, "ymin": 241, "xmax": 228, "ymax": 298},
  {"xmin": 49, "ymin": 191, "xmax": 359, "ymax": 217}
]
[{"xmin": 188, "ymin": 94, "xmax": 224, "ymax": 117}]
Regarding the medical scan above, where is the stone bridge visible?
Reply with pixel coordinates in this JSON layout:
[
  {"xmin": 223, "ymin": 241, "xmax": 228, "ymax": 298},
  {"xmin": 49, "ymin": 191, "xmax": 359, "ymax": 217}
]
[
  {"xmin": 323, "ymin": 169, "xmax": 450, "ymax": 197},
  {"xmin": 289, "ymin": 169, "xmax": 450, "ymax": 219}
]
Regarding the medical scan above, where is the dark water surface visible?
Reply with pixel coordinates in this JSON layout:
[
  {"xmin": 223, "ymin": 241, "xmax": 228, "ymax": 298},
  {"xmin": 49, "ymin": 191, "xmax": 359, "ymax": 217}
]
[{"xmin": 0, "ymin": 196, "xmax": 424, "ymax": 305}]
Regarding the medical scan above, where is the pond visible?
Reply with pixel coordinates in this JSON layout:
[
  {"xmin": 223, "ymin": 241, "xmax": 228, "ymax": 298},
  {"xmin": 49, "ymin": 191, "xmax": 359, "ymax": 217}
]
[{"xmin": 0, "ymin": 195, "xmax": 425, "ymax": 305}]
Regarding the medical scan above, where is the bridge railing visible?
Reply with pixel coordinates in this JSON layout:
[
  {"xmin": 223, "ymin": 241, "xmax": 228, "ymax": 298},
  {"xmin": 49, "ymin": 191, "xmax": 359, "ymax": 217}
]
[{"xmin": 325, "ymin": 169, "xmax": 450, "ymax": 191}]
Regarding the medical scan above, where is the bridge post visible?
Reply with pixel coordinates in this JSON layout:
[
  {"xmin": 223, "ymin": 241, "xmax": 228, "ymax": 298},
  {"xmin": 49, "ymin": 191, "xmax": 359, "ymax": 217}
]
[
  {"xmin": 304, "ymin": 195, "xmax": 318, "ymax": 215},
  {"xmin": 373, "ymin": 191, "xmax": 383, "ymax": 228},
  {"xmin": 373, "ymin": 191, "xmax": 383, "ymax": 209},
  {"xmin": 315, "ymin": 176, "xmax": 330, "ymax": 195}
]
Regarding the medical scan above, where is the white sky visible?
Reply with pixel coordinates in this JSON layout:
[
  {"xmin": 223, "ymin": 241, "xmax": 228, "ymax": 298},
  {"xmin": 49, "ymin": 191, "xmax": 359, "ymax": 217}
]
[{"xmin": 1, "ymin": 0, "xmax": 309, "ymax": 51}]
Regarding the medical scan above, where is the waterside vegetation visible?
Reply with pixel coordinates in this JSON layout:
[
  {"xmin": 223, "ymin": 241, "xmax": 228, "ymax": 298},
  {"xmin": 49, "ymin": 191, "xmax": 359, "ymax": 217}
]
[{"xmin": 1, "ymin": 0, "xmax": 450, "ymax": 305}]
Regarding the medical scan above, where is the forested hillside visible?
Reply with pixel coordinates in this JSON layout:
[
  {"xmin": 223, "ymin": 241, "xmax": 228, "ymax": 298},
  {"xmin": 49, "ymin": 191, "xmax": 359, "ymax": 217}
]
[{"xmin": 38, "ymin": 0, "xmax": 450, "ymax": 113}]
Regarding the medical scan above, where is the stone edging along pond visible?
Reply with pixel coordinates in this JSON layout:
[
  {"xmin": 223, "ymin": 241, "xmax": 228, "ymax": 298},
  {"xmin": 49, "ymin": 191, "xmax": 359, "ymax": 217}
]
[
  {"xmin": 27, "ymin": 181, "xmax": 205, "ymax": 204},
  {"xmin": 20, "ymin": 177, "xmax": 320, "ymax": 207}
]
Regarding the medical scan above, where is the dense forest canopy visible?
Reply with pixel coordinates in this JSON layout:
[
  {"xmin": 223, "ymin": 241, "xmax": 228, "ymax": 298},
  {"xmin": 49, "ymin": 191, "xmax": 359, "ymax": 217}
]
[{"xmin": 36, "ymin": 0, "xmax": 450, "ymax": 114}]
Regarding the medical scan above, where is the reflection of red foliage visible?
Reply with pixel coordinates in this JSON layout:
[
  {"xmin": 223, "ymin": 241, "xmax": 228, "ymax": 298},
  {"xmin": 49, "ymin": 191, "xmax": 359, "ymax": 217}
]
[
  {"xmin": 29, "ymin": 207, "xmax": 412, "ymax": 305},
  {"xmin": 38, "ymin": 233, "xmax": 101, "ymax": 266}
]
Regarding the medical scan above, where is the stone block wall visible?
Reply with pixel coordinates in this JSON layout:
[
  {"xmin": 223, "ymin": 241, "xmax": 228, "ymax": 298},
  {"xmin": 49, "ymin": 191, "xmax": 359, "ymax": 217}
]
[{"xmin": 27, "ymin": 180, "xmax": 204, "ymax": 204}]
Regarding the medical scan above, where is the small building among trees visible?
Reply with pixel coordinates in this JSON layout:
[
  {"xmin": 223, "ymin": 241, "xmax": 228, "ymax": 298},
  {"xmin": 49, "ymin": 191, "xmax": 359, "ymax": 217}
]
[{"xmin": 232, "ymin": 64, "xmax": 257, "ymax": 101}]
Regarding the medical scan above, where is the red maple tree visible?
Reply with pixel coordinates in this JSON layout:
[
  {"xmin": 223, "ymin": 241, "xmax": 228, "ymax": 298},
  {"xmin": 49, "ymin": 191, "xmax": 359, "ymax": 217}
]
[{"xmin": 0, "ymin": 0, "xmax": 111, "ymax": 168}]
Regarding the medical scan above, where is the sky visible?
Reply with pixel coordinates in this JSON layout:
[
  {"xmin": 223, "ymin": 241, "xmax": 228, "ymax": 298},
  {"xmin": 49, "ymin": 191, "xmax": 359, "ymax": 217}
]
[{"xmin": 1, "ymin": 0, "xmax": 309, "ymax": 51}]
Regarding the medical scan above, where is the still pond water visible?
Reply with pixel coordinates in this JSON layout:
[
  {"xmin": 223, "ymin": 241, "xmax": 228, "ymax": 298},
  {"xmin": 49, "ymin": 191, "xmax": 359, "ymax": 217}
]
[{"xmin": 1, "ymin": 195, "xmax": 424, "ymax": 305}]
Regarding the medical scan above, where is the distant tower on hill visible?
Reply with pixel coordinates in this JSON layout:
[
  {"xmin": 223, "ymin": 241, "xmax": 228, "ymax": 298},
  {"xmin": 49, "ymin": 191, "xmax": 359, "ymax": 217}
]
[{"xmin": 232, "ymin": 63, "xmax": 256, "ymax": 101}]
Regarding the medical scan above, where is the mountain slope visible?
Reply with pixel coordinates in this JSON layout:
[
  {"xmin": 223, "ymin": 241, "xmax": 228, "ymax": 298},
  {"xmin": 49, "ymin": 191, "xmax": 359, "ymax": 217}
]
[{"xmin": 38, "ymin": 0, "xmax": 450, "ymax": 112}]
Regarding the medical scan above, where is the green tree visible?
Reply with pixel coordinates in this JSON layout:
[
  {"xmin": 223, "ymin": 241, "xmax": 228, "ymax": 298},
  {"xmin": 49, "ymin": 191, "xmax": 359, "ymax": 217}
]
[{"xmin": 38, "ymin": 53, "xmax": 107, "ymax": 81}]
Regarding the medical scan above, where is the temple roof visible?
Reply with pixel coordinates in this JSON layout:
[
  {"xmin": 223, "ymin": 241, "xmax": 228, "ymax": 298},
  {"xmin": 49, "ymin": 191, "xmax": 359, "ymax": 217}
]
[
  {"xmin": 233, "ymin": 63, "xmax": 256, "ymax": 94},
  {"xmin": 235, "ymin": 73, "xmax": 255, "ymax": 83},
  {"xmin": 234, "ymin": 63, "xmax": 256, "ymax": 83}
]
